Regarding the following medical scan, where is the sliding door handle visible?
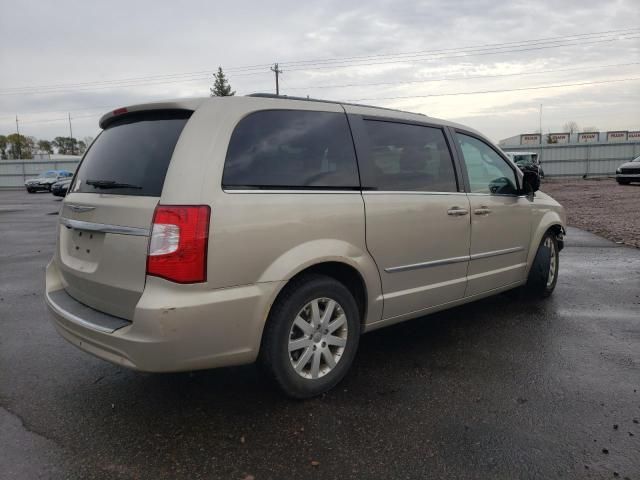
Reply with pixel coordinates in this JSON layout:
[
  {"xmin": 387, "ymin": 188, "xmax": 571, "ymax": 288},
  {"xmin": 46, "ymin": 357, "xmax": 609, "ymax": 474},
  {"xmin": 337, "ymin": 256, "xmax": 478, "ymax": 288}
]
[
  {"xmin": 447, "ymin": 206, "xmax": 469, "ymax": 216},
  {"xmin": 474, "ymin": 207, "xmax": 492, "ymax": 215}
]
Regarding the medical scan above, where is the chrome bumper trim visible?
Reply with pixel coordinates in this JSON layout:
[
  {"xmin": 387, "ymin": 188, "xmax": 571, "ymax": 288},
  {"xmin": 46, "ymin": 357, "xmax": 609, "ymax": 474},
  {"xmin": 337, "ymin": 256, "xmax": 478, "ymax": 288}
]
[{"xmin": 59, "ymin": 217, "xmax": 149, "ymax": 237}]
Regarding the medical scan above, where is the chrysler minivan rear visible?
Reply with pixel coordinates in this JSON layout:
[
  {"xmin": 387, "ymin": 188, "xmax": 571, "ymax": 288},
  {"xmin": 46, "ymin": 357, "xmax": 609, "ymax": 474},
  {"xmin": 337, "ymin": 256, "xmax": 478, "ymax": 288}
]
[{"xmin": 45, "ymin": 99, "xmax": 284, "ymax": 372}]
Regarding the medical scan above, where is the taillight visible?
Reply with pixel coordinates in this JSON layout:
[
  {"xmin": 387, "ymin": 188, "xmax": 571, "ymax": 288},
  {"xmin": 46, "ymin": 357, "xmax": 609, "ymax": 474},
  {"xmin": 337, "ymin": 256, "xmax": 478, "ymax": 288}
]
[{"xmin": 146, "ymin": 205, "xmax": 211, "ymax": 283}]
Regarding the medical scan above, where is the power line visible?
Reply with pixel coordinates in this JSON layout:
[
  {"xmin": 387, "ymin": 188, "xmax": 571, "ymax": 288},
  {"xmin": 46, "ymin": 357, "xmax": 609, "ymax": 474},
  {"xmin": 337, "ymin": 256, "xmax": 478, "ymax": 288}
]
[
  {"xmin": 282, "ymin": 34, "xmax": 640, "ymax": 72},
  {"xmin": 344, "ymin": 77, "xmax": 640, "ymax": 102},
  {"xmin": 1, "ymin": 28, "xmax": 638, "ymax": 96},
  {"xmin": 6, "ymin": 60, "xmax": 636, "ymax": 121},
  {"xmin": 283, "ymin": 61, "xmax": 640, "ymax": 91},
  {"xmin": 4, "ymin": 26, "xmax": 636, "ymax": 93},
  {"xmin": 278, "ymin": 28, "xmax": 640, "ymax": 69},
  {"xmin": 3, "ymin": 77, "xmax": 637, "ymax": 128},
  {"xmin": 2, "ymin": 32, "xmax": 632, "ymax": 98},
  {"xmin": 12, "ymin": 112, "xmax": 99, "ymax": 125},
  {"xmin": 0, "ymin": 71, "xmax": 265, "ymax": 97}
]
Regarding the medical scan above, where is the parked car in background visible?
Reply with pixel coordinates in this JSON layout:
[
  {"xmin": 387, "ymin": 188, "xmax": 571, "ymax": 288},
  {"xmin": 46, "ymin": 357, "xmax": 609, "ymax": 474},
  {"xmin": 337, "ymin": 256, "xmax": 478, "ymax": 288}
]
[
  {"xmin": 504, "ymin": 151, "xmax": 545, "ymax": 179},
  {"xmin": 25, "ymin": 170, "xmax": 73, "ymax": 193},
  {"xmin": 51, "ymin": 177, "xmax": 73, "ymax": 197},
  {"xmin": 616, "ymin": 155, "xmax": 640, "ymax": 185},
  {"xmin": 46, "ymin": 95, "xmax": 565, "ymax": 398}
]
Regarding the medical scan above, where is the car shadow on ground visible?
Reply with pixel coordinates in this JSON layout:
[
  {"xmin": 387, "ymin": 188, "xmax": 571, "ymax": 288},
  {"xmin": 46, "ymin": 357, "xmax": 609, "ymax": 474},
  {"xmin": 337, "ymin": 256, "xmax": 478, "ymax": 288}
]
[{"xmin": 62, "ymin": 290, "xmax": 551, "ymax": 415}]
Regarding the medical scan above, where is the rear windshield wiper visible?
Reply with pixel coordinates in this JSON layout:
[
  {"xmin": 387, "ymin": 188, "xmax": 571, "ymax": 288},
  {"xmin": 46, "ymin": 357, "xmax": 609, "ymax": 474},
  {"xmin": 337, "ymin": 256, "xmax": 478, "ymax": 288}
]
[{"xmin": 86, "ymin": 180, "xmax": 142, "ymax": 189}]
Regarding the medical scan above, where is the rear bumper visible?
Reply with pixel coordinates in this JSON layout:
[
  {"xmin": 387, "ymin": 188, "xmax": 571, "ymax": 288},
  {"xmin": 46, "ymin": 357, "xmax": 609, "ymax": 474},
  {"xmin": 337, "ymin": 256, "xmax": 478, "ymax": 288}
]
[{"xmin": 45, "ymin": 260, "xmax": 285, "ymax": 372}]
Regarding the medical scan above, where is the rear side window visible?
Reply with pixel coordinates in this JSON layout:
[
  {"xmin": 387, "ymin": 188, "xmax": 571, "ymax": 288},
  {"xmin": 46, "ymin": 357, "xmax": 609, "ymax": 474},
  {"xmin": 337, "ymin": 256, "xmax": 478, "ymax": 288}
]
[
  {"xmin": 71, "ymin": 110, "xmax": 191, "ymax": 196},
  {"xmin": 222, "ymin": 110, "xmax": 359, "ymax": 189},
  {"xmin": 362, "ymin": 120, "xmax": 458, "ymax": 192}
]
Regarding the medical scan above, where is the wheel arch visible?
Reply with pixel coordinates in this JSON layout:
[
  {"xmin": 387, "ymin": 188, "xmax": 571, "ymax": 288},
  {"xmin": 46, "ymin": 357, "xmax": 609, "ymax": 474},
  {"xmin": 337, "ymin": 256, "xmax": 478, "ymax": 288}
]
[
  {"xmin": 257, "ymin": 259, "xmax": 380, "ymax": 362},
  {"xmin": 525, "ymin": 213, "xmax": 565, "ymax": 276}
]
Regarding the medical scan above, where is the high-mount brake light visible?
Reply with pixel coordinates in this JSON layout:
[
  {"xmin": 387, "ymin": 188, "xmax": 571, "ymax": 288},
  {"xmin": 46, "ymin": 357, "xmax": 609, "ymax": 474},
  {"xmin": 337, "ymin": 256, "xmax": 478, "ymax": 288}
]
[
  {"xmin": 112, "ymin": 107, "xmax": 128, "ymax": 115},
  {"xmin": 146, "ymin": 205, "xmax": 211, "ymax": 283}
]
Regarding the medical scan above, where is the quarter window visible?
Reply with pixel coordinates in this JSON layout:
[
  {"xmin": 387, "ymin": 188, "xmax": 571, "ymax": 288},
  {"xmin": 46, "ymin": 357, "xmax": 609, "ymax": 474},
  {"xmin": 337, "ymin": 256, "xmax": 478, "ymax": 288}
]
[
  {"xmin": 362, "ymin": 120, "xmax": 458, "ymax": 192},
  {"xmin": 222, "ymin": 110, "xmax": 359, "ymax": 189},
  {"xmin": 455, "ymin": 133, "xmax": 518, "ymax": 195}
]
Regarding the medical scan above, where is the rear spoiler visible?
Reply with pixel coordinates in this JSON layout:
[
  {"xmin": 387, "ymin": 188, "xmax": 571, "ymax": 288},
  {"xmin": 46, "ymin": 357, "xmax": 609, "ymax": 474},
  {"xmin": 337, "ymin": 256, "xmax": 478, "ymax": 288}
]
[{"xmin": 99, "ymin": 98, "xmax": 205, "ymax": 129}]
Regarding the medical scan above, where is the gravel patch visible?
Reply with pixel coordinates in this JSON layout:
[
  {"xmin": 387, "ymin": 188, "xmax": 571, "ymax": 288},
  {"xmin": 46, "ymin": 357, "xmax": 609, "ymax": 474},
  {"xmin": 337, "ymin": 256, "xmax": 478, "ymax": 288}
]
[{"xmin": 541, "ymin": 178, "xmax": 640, "ymax": 248}]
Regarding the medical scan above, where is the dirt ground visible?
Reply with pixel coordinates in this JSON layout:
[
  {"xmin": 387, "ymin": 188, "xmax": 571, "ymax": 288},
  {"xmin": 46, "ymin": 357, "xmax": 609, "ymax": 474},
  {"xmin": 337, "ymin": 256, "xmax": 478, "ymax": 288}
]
[{"xmin": 541, "ymin": 178, "xmax": 640, "ymax": 248}]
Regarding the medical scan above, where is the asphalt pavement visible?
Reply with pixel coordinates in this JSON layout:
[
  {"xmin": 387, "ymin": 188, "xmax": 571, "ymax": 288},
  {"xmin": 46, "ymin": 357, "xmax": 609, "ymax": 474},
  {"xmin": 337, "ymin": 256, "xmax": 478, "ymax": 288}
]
[{"xmin": 1, "ymin": 189, "xmax": 639, "ymax": 480}]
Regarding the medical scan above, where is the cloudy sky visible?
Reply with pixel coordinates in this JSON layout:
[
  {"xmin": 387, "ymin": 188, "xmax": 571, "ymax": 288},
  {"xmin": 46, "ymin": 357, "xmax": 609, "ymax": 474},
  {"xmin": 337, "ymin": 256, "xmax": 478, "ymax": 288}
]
[{"xmin": 1, "ymin": 0, "xmax": 638, "ymax": 143}]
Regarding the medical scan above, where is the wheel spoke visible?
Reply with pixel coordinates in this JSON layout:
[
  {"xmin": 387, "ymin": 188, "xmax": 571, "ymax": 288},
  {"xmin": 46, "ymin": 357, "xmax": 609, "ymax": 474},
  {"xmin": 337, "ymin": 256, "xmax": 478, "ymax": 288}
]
[
  {"xmin": 327, "ymin": 314, "xmax": 346, "ymax": 334},
  {"xmin": 311, "ymin": 350, "xmax": 322, "ymax": 378},
  {"xmin": 288, "ymin": 337, "xmax": 312, "ymax": 352},
  {"xmin": 320, "ymin": 299, "xmax": 336, "ymax": 329},
  {"xmin": 322, "ymin": 349, "xmax": 336, "ymax": 369},
  {"xmin": 294, "ymin": 347, "xmax": 313, "ymax": 372},
  {"xmin": 293, "ymin": 316, "xmax": 313, "ymax": 335},
  {"xmin": 310, "ymin": 300, "xmax": 321, "ymax": 329},
  {"xmin": 326, "ymin": 334, "xmax": 346, "ymax": 347}
]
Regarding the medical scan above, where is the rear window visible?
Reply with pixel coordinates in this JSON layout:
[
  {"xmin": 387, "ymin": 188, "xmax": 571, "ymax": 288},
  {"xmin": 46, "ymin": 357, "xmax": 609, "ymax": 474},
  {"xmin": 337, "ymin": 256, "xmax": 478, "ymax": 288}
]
[
  {"xmin": 222, "ymin": 110, "xmax": 359, "ymax": 189},
  {"xmin": 71, "ymin": 110, "xmax": 191, "ymax": 196}
]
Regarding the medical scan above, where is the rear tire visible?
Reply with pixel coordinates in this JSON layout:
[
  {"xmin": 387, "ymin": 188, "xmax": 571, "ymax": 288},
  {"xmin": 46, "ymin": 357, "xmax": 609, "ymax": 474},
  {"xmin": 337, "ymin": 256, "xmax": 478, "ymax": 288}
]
[
  {"xmin": 260, "ymin": 273, "xmax": 360, "ymax": 399},
  {"xmin": 525, "ymin": 231, "xmax": 559, "ymax": 298}
]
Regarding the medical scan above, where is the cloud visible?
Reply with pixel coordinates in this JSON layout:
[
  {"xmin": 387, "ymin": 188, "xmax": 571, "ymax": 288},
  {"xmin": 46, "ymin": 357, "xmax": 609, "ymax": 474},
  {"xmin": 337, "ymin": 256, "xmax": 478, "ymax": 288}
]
[{"xmin": 0, "ymin": 0, "xmax": 638, "ymax": 141}]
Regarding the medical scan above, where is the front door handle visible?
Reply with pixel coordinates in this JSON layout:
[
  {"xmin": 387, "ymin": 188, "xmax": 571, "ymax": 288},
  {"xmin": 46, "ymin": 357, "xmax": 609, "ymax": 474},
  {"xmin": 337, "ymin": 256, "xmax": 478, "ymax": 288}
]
[
  {"xmin": 447, "ymin": 206, "xmax": 469, "ymax": 216},
  {"xmin": 474, "ymin": 206, "xmax": 492, "ymax": 215}
]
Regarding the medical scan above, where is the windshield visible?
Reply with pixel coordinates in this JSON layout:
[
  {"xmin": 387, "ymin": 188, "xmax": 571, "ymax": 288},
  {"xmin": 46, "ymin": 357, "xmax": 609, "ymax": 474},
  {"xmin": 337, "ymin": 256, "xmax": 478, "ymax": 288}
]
[
  {"xmin": 513, "ymin": 154, "xmax": 537, "ymax": 165},
  {"xmin": 634, "ymin": 156, "xmax": 640, "ymax": 163},
  {"xmin": 70, "ymin": 110, "xmax": 191, "ymax": 196},
  {"xmin": 44, "ymin": 171, "xmax": 58, "ymax": 178}
]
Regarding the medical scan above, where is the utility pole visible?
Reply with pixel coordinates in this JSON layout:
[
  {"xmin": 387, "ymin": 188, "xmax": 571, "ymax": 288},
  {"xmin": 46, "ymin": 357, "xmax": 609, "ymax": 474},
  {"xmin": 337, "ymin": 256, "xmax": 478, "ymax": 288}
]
[
  {"xmin": 68, "ymin": 112, "xmax": 75, "ymax": 155},
  {"xmin": 539, "ymin": 104, "xmax": 543, "ymax": 166},
  {"xmin": 270, "ymin": 63, "xmax": 283, "ymax": 96},
  {"xmin": 539, "ymin": 104, "xmax": 542, "ymax": 135},
  {"xmin": 15, "ymin": 115, "xmax": 21, "ymax": 159}
]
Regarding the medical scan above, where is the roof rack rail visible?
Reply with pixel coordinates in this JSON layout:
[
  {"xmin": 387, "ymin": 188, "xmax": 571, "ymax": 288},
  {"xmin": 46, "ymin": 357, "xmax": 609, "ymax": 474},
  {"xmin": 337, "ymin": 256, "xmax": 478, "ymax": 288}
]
[{"xmin": 246, "ymin": 93, "xmax": 426, "ymax": 116}]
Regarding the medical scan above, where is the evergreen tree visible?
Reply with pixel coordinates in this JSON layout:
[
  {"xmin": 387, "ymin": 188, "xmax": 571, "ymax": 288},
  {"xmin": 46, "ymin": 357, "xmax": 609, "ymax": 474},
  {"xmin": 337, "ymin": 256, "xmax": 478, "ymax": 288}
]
[{"xmin": 210, "ymin": 66, "xmax": 235, "ymax": 97}]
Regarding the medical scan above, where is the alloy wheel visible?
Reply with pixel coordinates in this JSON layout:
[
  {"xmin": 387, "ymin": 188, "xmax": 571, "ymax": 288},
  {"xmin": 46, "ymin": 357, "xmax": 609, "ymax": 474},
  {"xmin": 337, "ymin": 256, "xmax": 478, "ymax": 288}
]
[{"xmin": 288, "ymin": 297, "xmax": 348, "ymax": 379}]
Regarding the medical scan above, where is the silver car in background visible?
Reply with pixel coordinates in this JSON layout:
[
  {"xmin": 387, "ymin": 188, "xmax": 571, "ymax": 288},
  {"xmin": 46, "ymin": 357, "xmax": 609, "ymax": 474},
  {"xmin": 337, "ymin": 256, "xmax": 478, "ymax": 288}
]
[{"xmin": 616, "ymin": 155, "xmax": 640, "ymax": 185}]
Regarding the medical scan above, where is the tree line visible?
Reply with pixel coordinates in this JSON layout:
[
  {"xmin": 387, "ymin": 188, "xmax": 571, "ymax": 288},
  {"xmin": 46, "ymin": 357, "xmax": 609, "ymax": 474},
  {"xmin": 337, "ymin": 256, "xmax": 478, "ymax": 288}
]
[{"xmin": 0, "ymin": 134, "xmax": 94, "ymax": 160}]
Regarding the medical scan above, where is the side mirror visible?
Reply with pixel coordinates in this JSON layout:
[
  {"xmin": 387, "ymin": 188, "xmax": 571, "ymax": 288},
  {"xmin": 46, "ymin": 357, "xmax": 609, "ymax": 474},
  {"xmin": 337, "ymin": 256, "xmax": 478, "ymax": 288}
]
[{"xmin": 521, "ymin": 166, "xmax": 540, "ymax": 194}]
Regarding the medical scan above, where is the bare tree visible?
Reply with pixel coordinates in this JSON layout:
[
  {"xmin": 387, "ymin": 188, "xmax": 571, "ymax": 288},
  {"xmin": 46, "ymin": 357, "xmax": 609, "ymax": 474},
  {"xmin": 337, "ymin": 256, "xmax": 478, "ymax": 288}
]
[{"xmin": 563, "ymin": 121, "xmax": 580, "ymax": 134}]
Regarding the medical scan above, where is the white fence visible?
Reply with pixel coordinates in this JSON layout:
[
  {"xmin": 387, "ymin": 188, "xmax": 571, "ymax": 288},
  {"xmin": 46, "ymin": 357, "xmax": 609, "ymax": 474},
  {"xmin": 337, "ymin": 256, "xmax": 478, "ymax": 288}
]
[
  {"xmin": 502, "ymin": 141, "xmax": 640, "ymax": 177},
  {"xmin": 0, "ymin": 158, "xmax": 81, "ymax": 188}
]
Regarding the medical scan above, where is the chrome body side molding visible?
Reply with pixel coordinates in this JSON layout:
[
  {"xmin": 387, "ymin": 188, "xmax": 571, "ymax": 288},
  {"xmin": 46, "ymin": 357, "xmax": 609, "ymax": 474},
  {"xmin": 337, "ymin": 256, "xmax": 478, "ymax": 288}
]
[{"xmin": 385, "ymin": 246, "xmax": 524, "ymax": 273}]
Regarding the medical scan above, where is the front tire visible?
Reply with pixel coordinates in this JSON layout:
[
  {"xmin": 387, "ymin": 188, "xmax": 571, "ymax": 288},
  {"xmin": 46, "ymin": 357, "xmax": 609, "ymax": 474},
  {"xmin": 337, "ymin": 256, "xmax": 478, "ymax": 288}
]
[
  {"xmin": 617, "ymin": 179, "xmax": 630, "ymax": 185},
  {"xmin": 260, "ymin": 273, "xmax": 360, "ymax": 399},
  {"xmin": 525, "ymin": 231, "xmax": 559, "ymax": 298}
]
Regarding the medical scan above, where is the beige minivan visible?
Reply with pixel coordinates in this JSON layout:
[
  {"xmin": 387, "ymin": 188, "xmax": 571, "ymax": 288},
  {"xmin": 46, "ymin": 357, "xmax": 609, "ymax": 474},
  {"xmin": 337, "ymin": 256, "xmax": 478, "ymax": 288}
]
[{"xmin": 46, "ymin": 94, "xmax": 566, "ymax": 398}]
